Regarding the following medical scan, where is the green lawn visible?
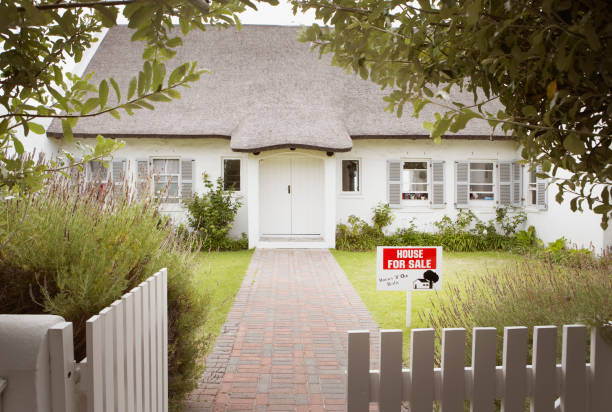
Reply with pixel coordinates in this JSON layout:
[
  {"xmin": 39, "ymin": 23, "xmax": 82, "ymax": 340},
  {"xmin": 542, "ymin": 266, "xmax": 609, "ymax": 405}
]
[
  {"xmin": 331, "ymin": 249, "xmax": 524, "ymax": 362},
  {"xmin": 193, "ymin": 249, "xmax": 253, "ymax": 355}
]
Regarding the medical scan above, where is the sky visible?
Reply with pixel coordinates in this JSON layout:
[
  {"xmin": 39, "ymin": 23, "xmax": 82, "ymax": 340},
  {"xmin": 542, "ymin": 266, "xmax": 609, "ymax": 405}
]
[{"xmin": 238, "ymin": 0, "xmax": 320, "ymax": 25}]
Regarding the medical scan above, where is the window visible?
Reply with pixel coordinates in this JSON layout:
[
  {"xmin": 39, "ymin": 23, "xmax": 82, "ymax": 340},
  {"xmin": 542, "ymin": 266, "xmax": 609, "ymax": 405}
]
[
  {"xmin": 223, "ymin": 159, "xmax": 241, "ymax": 191},
  {"xmin": 402, "ymin": 161, "xmax": 428, "ymax": 200},
  {"xmin": 341, "ymin": 160, "xmax": 360, "ymax": 192},
  {"xmin": 152, "ymin": 158, "xmax": 180, "ymax": 203},
  {"xmin": 528, "ymin": 169, "xmax": 537, "ymax": 205},
  {"xmin": 469, "ymin": 162, "xmax": 494, "ymax": 200},
  {"xmin": 87, "ymin": 160, "xmax": 109, "ymax": 183}
]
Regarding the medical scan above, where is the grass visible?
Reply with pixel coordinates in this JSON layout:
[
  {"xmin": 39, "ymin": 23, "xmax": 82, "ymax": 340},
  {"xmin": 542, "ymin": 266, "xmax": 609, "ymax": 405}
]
[
  {"xmin": 330, "ymin": 249, "xmax": 524, "ymax": 362},
  {"xmin": 193, "ymin": 249, "xmax": 254, "ymax": 355}
]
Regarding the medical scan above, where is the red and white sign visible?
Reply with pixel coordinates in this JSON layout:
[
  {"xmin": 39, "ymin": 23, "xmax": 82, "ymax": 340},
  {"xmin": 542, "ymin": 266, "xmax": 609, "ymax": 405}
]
[{"xmin": 376, "ymin": 246, "xmax": 442, "ymax": 291}]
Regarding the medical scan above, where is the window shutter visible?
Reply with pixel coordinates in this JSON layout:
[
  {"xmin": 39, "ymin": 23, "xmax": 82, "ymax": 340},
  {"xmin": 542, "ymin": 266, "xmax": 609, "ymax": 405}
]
[
  {"xmin": 112, "ymin": 158, "xmax": 126, "ymax": 185},
  {"xmin": 498, "ymin": 161, "xmax": 512, "ymax": 206},
  {"xmin": 455, "ymin": 161, "xmax": 469, "ymax": 208},
  {"xmin": 536, "ymin": 165, "xmax": 548, "ymax": 210},
  {"xmin": 181, "ymin": 158, "xmax": 195, "ymax": 202},
  {"xmin": 430, "ymin": 160, "xmax": 445, "ymax": 209},
  {"xmin": 387, "ymin": 160, "xmax": 402, "ymax": 208},
  {"xmin": 511, "ymin": 162, "xmax": 522, "ymax": 207},
  {"xmin": 136, "ymin": 158, "xmax": 149, "ymax": 197}
]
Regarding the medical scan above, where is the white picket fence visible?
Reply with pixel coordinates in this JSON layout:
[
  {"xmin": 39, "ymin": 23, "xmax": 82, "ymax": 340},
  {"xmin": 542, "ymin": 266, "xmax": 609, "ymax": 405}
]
[
  {"xmin": 347, "ymin": 325, "xmax": 612, "ymax": 412},
  {"xmin": 48, "ymin": 269, "xmax": 168, "ymax": 412}
]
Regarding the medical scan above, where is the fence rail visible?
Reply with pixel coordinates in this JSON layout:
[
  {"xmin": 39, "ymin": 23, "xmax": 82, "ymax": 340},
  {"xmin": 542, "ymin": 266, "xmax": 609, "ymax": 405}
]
[
  {"xmin": 49, "ymin": 269, "xmax": 168, "ymax": 412},
  {"xmin": 347, "ymin": 325, "xmax": 612, "ymax": 412}
]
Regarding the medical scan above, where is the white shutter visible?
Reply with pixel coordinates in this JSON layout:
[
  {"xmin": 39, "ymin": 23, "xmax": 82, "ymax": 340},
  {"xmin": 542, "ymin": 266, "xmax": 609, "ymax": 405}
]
[
  {"xmin": 511, "ymin": 162, "xmax": 522, "ymax": 207},
  {"xmin": 112, "ymin": 158, "xmax": 126, "ymax": 185},
  {"xmin": 498, "ymin": 161, "xmax": 512, "ymax": 206},
  {"xmin": 180, "ymin": 158, "xmax": 195, "ymax": 202},
  {"xmin": 455, "ymin": 161, "xmax": 469, "ymax": 208},
  {"xmin": 136, "ymin": 158, "xmax": 149, "ymax": 197},
  {"xmin": 536, "ymin": 165, "xmax": 548, "ymax": 210},
  {"xmin": 387, "ymin": 160, "xmax": 402, "ymax": 208},
  {"xmin": 430, "ymin": 160, "xmax": 445, "ymax": 209}
]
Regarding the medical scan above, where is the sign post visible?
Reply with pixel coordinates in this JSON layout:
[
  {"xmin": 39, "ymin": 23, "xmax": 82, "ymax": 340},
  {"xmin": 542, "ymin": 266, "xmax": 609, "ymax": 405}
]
[{"xmin": 376, "ymin": 246, "xmax": 442, "ymax": 327}]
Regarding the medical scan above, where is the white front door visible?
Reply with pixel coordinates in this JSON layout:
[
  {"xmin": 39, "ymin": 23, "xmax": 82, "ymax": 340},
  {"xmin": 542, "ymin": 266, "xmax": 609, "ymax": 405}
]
[{"xmin": 259, "ymin": 156, "xmax": 324, "ymax": 236}]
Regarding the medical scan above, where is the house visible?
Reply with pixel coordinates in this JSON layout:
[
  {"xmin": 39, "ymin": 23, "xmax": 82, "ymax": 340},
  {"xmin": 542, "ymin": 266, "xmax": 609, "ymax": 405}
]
[{"xmin": 46, "ymin": 25, "xmax": 611, "ymax": 252}]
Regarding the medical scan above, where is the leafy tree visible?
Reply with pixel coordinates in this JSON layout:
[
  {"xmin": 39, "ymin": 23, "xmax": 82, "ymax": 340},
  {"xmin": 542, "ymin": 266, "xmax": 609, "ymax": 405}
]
[
  {"xmin": 293, "ymin": 0, "xmax": 611, "ymax": 227},
  {"xmin": 1, "ymin": 0, "xmax": 275, "ymax": 193}
]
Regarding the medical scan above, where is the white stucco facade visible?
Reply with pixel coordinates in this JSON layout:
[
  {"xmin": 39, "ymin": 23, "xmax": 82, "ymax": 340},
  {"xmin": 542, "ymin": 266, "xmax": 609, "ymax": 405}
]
[{"xmin": 47, "ymin": 136, "xmax": 610, "ymax": 253}]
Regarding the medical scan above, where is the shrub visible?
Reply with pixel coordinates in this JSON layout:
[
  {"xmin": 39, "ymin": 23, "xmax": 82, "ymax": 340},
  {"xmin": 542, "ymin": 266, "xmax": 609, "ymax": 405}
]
[
  {"xmin": 418, "ymin": 258, "xmax": 612, "ymax": 364},
  {"xmin": 186, "ymin": 173, "xmax": 243, "ymax": 250},
  {"xmin": 372, "ymin": 202, "xmax": 394, "ymax": 233},
  {"xmin": 0, "ymin": 176, "xmax": 209, "ymax": 411}
]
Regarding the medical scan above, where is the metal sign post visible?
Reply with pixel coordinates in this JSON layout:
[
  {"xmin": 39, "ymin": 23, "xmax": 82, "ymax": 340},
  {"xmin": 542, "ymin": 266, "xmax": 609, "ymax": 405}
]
[{"xmin": 376, "ymin": 246, "xmax": 443, "ymax": 327}]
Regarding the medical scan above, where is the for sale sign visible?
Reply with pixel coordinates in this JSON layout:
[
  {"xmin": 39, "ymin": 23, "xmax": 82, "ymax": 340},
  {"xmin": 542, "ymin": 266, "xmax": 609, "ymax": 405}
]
[{"xmin": 376, "ymin": 246, "xmax": 442, "ymax": 291}]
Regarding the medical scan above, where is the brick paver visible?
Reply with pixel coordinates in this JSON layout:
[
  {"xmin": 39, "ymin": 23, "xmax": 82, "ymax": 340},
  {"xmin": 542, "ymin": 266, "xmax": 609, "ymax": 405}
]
[{"xmin": 185, "ymin": 249, "xmax": 380, "ymax": 412}]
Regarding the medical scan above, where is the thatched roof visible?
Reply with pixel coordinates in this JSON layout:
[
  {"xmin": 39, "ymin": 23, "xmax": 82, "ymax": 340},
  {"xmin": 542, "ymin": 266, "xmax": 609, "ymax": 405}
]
[{"xmin": 47, "ymin": 25, "xmax": 507, "ymax": 152}]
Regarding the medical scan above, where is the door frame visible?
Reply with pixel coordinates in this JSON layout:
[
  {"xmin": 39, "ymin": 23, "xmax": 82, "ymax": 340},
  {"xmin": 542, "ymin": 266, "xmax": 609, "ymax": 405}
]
[{"xmin": 247, "ymin": 149, "xmax": 336, "ymax": 248}]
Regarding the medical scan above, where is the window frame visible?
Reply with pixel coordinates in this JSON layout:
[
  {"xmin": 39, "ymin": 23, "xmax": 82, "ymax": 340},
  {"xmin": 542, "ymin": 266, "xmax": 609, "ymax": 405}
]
[
  {"xmin": 527, "ymin": 168, "xmax": 537, "ymax": 207},
  {"xmin": 468, "ymin": 160, "xmax": 496, "ymax": 202},
  {"xmin": 222, "ymin": 157, "xmax": 243, "ymax": 193},
  {"xmin": 339, "ymin": 158, "xmax": 362, "ymax": 195},
  {"xmin": 151, "ymin": 157, "xmax": 181, "ymax": 204},
  {"xmin": 400, "ymin": 159, "xmax": 430, "ymax": 205}
]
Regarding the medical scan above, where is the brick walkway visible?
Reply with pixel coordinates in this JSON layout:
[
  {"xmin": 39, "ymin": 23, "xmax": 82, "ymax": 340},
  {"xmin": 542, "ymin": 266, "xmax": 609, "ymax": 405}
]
[{"xmin": 185, "ymin": 249, "xmax": 380, "ymax": 412}]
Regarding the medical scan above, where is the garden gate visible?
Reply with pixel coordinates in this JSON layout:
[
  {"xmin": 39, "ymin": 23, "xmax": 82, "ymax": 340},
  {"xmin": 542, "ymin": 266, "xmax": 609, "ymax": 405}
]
[
  {"xmin": 0, "ymin": 269, "xmax": 168, "ymax": 412},
  {"xmin": 347, "ymin": 325, "xmax": 612, "ymax": 411}
]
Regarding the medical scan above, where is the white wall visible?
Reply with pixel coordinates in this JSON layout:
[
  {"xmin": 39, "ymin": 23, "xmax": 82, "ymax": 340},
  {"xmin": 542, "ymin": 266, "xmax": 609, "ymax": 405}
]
[
  {"xmin": 62, "ymin": 137, "xmax": 249, "ymax": 238},
  {"xmin": 525, "ymin": 168, "xmax": 608, "ymax": 253},
  {"xmin": 336, "ymin": 139, "xmax": 522, "ymax": 232},
  {"xmin": 335, "ymin": 139, "xmax": 609, "ymax": 253}
]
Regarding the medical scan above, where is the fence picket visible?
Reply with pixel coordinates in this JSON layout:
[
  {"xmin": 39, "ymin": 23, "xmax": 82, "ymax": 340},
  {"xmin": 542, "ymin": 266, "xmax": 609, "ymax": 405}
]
[
  {"xmin": 148, "ymin": 277, "xmax": 158, "ymax": 412},
  {"xmin": 155, "ymin": 273, "xmax": 164, "ymax": 412},
  {"xmin": 561, "ymin": 325, "xmax": 587, "ymax": 411},
  {"xmin": 111, "ymin": 300, "xmax": 126, "ymax": 412},
  {"xmin": 87, "ymin": 315, "xmax": 104, "ymax": 412},
  {"xmin": 141, "ymin": 281, "xmax": 151, "ymax": 412},
  {"xmin": 531, "ymin": 326, "xmax": 557, "ymax": 412},
  {"xmin": 379, "ymin": 330, "xmax": 402, "ymax": 412},
  {"xmin": 410, "ymin": 329, "xmax": 435, "ymax": 412},
  {"xmin": 161, "ymin": 269, "xmax": 169, "ymax": 412},
  {"xmin": 49, "ymin": 322, "xmax": 76, "ymax": 412},
  {"xmin": 100, "ymin": 308, "xmax": 115, "ymax": 412},
  {"xmin": 589, "ymin": 327, "xmax": 612, "ymax": 412},
  {"xmin": 347, "ymin": 330, "xmax": 370, "ymax": 412},
  {"xmin": 440, "ymin": 328, "xmax": 465, "ymax": 412},
  {"xmin": 123, "ymin": 292, "xmax": 135, "ymax": 412},
  {"xmin": 132, "ymin": 287, "xmax": 143, "ymax": 412},
  {"xmin": 471, "ymin": 327, "xmax": 497, "ymax": 412},
  {"xmin": 501, "ymin": 327, "xmax": 528, "ymax": 412}
]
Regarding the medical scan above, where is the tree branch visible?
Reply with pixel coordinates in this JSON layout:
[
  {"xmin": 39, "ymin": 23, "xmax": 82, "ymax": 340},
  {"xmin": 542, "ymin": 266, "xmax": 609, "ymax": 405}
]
[{"xmin": 1, "ymin": 81, "xmax": 189, "ymax": 120}]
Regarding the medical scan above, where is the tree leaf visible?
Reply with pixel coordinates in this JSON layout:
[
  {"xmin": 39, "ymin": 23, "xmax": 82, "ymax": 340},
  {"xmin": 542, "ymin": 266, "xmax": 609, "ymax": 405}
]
[
  {"xmin": 61, "ymin": 119, "xmax": 74, "ymax": 141},
  {"xmin": 546, "ymin": 80, "xmax": 557, "ymax": 99},
  {"xmin": 99, "ymin": 79, "xmax": 109, "ymax": 108},
  {"xmin": 28, "ymin": 122, "xmax": 46, "ymax": 135},
  {"xmin": 81, "ymin": 97, "xmax": 100, "ymax": 115},
  {"xmin": 563, "ymin": 133, "xmax": 586, "ymax": 155},
  {"xmin": 110, "ymin": 77, "xmax": 121, "ymax": 102},
  {"xmin": 127, "ymin": 77, "xmax": 137, "ymax": 100},
  {"xmin": 11, "ymin": 136, "xmax": 24, "ymax": 154}
]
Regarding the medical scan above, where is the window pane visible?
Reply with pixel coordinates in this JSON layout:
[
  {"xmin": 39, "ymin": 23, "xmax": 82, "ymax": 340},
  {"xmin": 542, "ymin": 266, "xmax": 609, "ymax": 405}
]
[
  {"xmin": 403, "ymin": 192, "xmax": 428, "ymax": 200},
  {"xmin": 403, "ymin": 161, "xmax": 427, "ymax": 170},
  {"xmin": 470, "ymin": 184, "xmax": 494, "ymax": 192},
  {"xmin": 470, "ymin": 162, "xmax": 493, "ymax": 170},
  {"xmin": 471, "ymin": 193, "xmax": 495, "ymax": 200},
  {"xmin": 342, "ymin": 160, "xmax": 359, "ymax": 192},
  {"xmin": 88, "ymin": 161, "xmax": 108, "ymax": 181},
  {"xmin": 470, "ymin": 170, "xmax": 493, "ymax": 184},
  {"xmin": 223, "ymin": 159, "xmax": 241, "ymax": 191},
  {"xmin": 411, "ymin": 170, "xmax": 427, "ymax": 183},
  {"xmin": 411, "ymin": 184, "xmax": 428, "ymax": 192},
  {"xmin": 530, "ymin": 170, "xmax": 536, "ymax": 183},
  {"xmin": 166, "ymin": 159, "xmax": 180, "ymax": 174},
  {"xmin": 531, "ymin": 190, "xmax": 537, "ymax": 204},
  {"xmin": 152, "ymin": 159, "xmax": 166, "ymax": 173}
]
